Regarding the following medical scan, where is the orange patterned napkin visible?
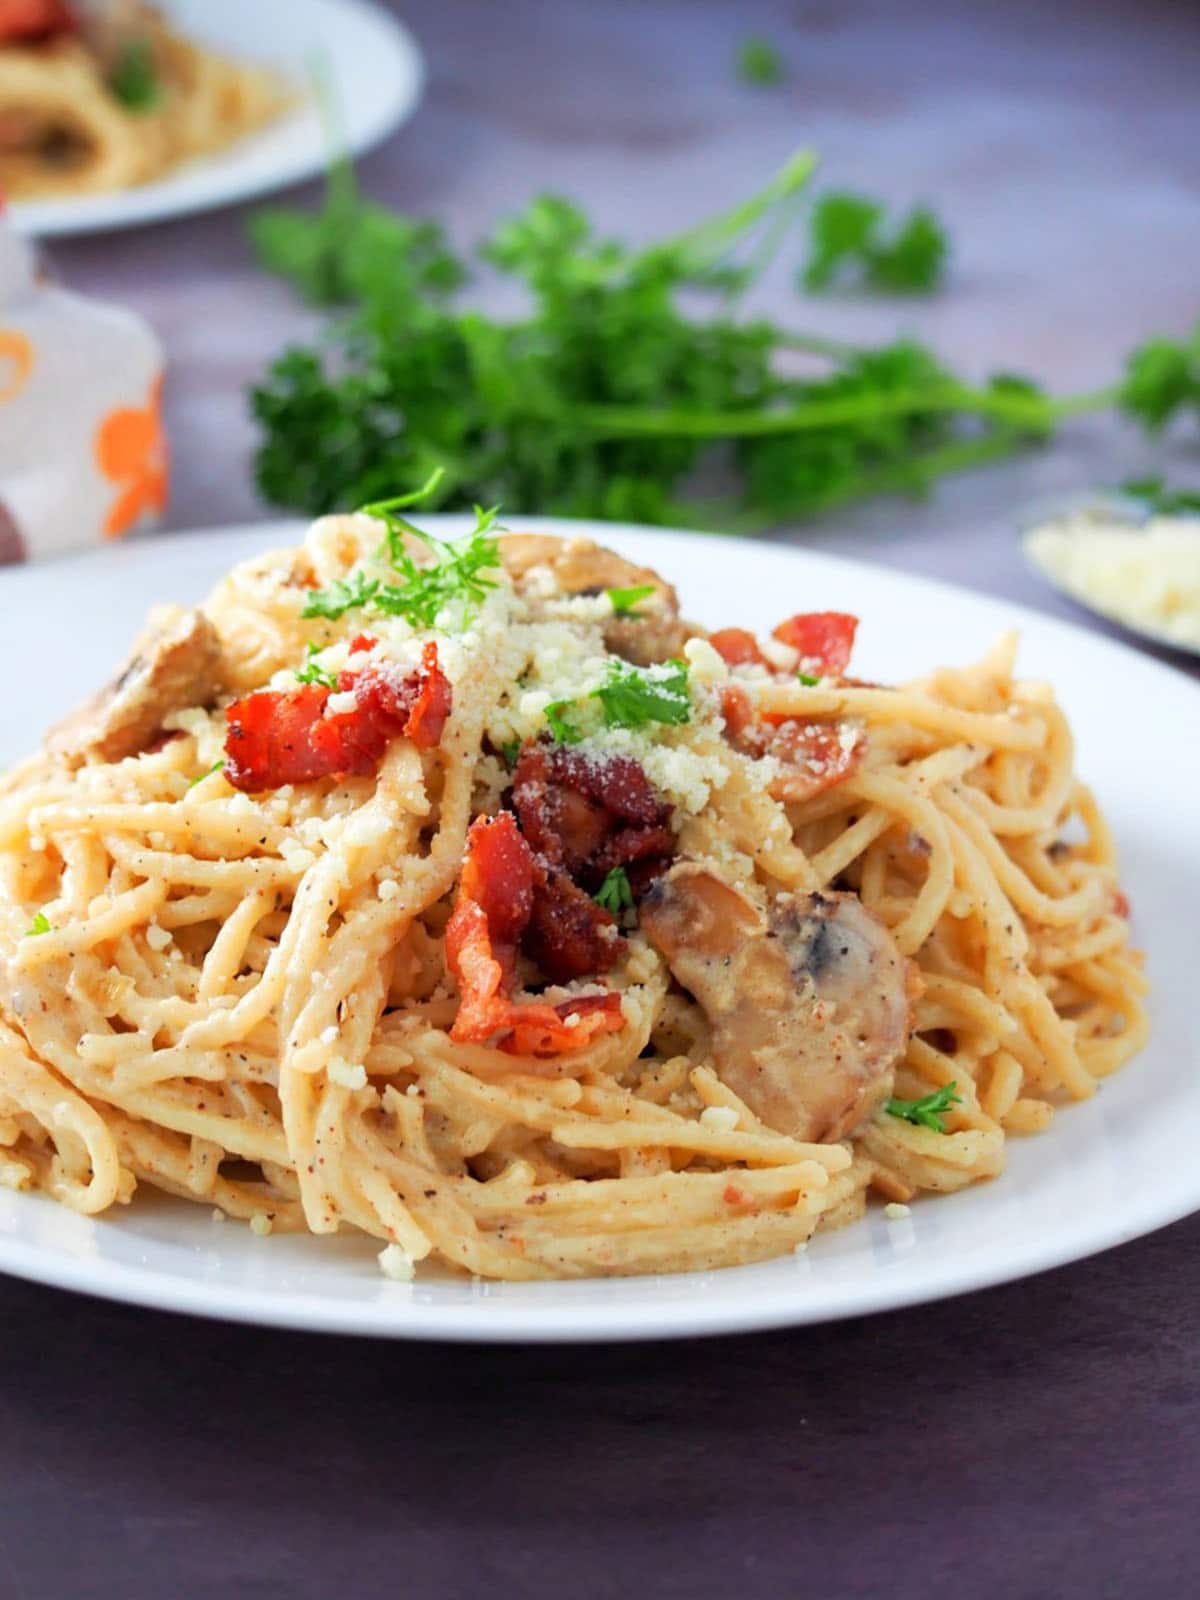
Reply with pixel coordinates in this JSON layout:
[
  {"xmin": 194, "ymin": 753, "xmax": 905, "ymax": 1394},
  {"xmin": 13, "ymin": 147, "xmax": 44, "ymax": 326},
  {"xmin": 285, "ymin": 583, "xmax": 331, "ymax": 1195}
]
[{"xmin": 0, "ymin": 200, "xmax": 168, "ymax": 564}]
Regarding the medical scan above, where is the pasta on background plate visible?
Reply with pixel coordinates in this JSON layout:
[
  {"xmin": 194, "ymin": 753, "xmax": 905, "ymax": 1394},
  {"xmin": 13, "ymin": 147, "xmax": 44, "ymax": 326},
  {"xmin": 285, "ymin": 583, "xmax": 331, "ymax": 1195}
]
[
  {"xmin": 0, "ymin": 503, "xmax": 1147, "ymax": 1281},
  {"xmin": 0, "ymin": 0, "xmax": 289, "ymax": 200}
]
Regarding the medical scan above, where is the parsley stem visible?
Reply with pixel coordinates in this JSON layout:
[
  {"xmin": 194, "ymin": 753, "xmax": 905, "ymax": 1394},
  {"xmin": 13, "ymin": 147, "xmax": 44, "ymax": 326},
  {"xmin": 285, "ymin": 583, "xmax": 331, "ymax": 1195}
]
[
  {"xmin": 575, "ymin": 384, "xmax": 1119, "ymax": 439},
  {"xmin": 642, "ymin": 149, "xmax": 818, "ymax": 273}
]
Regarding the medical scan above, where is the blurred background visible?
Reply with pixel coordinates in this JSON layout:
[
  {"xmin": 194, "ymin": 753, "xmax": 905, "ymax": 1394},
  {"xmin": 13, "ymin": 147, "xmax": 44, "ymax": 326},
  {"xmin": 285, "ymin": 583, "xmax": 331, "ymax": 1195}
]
[{"xmin": 34, "ymin": 0, "xmax": 1198, "ymax": 612}]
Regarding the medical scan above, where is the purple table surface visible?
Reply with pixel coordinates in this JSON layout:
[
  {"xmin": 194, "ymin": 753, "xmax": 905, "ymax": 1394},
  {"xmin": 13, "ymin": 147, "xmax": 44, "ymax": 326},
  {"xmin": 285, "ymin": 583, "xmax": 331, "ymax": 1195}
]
[{"xmin": 7, "ymin": 1, "xmax": 1200, "ymax": 1596}]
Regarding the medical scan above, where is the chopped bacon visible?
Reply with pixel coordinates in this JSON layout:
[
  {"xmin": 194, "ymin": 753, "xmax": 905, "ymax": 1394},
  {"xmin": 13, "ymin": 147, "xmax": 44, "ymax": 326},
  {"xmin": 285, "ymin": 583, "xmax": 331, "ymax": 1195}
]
[
  {"xmin": 446, "ymin": 814, "xmax": 625, "ymax": 1056},
  {"xmin": 347, "ymin": 633, "xmax": 378, "ymax": 655},
  {"xmin": 719, "ymin": 684, "xmax": 757, "ymax": 743},
  {"xmin": 524, "ymin": 865, "xmax": 622, "ymax": 984},
  {"xmin": 511, "ymin": 743, "xmax": 674, "ymax": 892},
  {"xmin": 0, "ymin": 0, "xmax": 76, "ymax": 42},
  {"xmin": 708, "ymin": 628, "xmax": 767, "ymax": 668},
  {"xmin": 766, "ymin": 722, "xmax": 864, "ymax": 803},
  {"xmin": 772, "ymin": 612, "xmax": 858, "ymax": 677},
  {"xmin": 1112, "ymin": 889, "xmax": 1131, "ymax": 921},
  {"xmin": 502, "ymin": 993, "xmax": 624, "ymax": 1057},
  {"xmin": 224, "ymin": 643, "xmax": 451, "ymax": 791}
]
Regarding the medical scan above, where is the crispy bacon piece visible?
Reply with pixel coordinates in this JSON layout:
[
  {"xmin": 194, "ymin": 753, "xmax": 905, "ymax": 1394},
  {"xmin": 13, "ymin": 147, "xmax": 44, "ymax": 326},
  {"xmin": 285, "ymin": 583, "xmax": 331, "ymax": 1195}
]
[
  {"xmin": 224, "ymin": 643, "xmax": 451, "ymax": 791},
  {"xmin": 772, "ymin": 612, "xmax": 858, "ymax": 676},
  {"xmin": 721, "ymin": 689, "xmax": 862, "ymax": 804},
  {"xmin": 524, "ymin": 865, "xmax": 622, "ymax": 985},
  {"xmin": 708, "ymin": 628, "xmax": 767, "ymax": 668},
  {"xmin": 0, "ymin": 0, "xmax": 76, "ymax": 42},
  {"xmin": 446, "ymin": 814, "xmax": 625, "ymax": 1056},
  {"xmin": 511, "ymin": 743, "xmax": 673, "ymax": 892}
]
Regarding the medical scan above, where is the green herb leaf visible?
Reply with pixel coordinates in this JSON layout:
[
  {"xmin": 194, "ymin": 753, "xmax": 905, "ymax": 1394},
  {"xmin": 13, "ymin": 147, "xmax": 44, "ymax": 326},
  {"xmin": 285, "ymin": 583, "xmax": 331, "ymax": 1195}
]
[
  {"xmin": 594, "ymin": 866, "xmax": 634, "ymax": 915},
  {"xmin": 24, "ymin": 911, "xmax": 52, "ymax": 938},
  {"xmin": 1119, "ymin": 474, "xmax": 1200, "ymax": 515},
  {"xmin": 606, "ymin": 583, "xmax": 657, "ymax": 617},
  {"xmin": 187, "ymin": 759, "xmax": 226, "ymax": 789},
  {"xmin": 1119, "ymin": 323, "xmax": 1200, "ymax": 432},
  {"xmin": 295, "ymin": 645, "xmax": 339, "ymax": 688},
  {"xmin": 499, "ymin": 740, "xmax": 521, "ymax": 769},
  {"xmin": 737, "ymin": 37, "xmax": 786, "ymax": 86},
  {"xmin": 797, "ymin": 671, "xmax": 820, "ymax": 686},
  {"xmin": 300, "ymin": 571, "xmax": 380, "ymax": 621},
  {"xmin": 592, "ymin": 659, "xmax": 691, "ymax": 731},
  {"xmin": 802, "ymin": 191, "xmax": 948, "ymax": 294},
  {"xmin": 544, "ymin": 699, "xmax": 584, "ymax": 745},
  {"xmin": 110, "ymin": 38, "xmax": 160, "ymax": 111},
  {"xmin": 885, "ymin": 1081, "xmax": 962, "ymax": 1133}
]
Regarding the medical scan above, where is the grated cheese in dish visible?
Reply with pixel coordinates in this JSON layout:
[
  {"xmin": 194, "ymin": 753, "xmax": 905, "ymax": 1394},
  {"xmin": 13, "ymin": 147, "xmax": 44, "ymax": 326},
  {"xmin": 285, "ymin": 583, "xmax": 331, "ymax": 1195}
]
[{"xmin": 1024, "ymin": 510, "xmax": 1200, "ymax": 650}]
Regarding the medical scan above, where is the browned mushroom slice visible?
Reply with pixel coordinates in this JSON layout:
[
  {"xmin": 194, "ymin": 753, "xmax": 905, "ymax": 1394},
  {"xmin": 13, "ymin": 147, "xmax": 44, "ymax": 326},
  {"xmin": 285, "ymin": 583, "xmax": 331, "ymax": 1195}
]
[
  {"xmin": 47, "ymin": 605, "xmax": 224, "ymax": 764},
  {"xmin": 639, "ymin": 864, "xmax": 912, "ymax": 1143},
  {"xmin": 499, "ymin": 533, "xmax": 694, "ymax": 665}
]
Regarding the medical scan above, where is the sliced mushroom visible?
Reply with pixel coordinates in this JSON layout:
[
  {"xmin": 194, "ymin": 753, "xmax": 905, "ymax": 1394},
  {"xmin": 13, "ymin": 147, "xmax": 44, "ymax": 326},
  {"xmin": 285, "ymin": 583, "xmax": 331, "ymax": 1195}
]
[
  {"xmin": 639, "ymin": 864, "xmax": 911, "ymax": 1143},
  {"xmin": 499, "ymin": 533, "xmax": 695, "ymax": 665},
  {"xmin": 47, "ymin": 605, "xmax": 224, "ymax": 764}
]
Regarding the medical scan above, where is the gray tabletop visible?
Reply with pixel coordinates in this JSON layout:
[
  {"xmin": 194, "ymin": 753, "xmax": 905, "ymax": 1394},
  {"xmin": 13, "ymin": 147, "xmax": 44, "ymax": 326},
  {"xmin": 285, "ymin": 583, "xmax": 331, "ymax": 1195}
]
[{"xmin": 7, "ymin": 2, "xmax": 1200, "ymax": 1596}]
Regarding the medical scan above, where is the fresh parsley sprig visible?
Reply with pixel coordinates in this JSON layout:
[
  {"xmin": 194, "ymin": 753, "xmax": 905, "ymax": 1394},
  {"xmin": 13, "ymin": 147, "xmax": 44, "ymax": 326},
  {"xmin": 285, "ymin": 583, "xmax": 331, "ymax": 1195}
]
[
  {"xmin": 300, "ymin": 483, "xmax": 501, "ymax": 629},
  {"xmin": 594, "ymin": 866, "xmax": 635, "ymax": 915},
  {"xmin": 109, "ymin": 38, "xmax": 160, "ymax": 112},
  {"xmin": 24, "ymin": 911, "xmax": 52, "ymax": 937},
  {"xmin": 1119, "ymin": 474, "xmax": 1200, "ymax": 515},
  {"xmin": 187, "ymin": 759, "xmax": 227, "ymax": 789},
  {"xmin": 250, "ymin": 153, "xmax": 1200, "ymax": 530},
  {"xmin": 885, "ymin": 1081, "xmax": 962, "ymax": 1133}
]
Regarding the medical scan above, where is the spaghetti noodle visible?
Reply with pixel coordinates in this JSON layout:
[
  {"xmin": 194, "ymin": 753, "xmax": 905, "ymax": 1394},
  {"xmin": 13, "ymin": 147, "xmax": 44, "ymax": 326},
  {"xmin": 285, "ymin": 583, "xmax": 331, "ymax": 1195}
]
[{"xmin": 0, "ymin": 511, "xmax": 1148, "ymax": 1280}]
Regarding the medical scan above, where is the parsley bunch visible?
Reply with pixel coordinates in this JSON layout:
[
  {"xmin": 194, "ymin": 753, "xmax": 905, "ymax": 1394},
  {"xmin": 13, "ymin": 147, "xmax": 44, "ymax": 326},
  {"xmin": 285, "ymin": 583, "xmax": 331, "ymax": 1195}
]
[
  {"xmin": 545, "ymin": 660, "xmax": 692, "ymax": 745},
  {"xmin": 249, "ymin": 152, "xmax": 1200, "ymax": 530},
  {"xmin": 802, "ymin": 191, "xmax": 948, "ymax": 294}
]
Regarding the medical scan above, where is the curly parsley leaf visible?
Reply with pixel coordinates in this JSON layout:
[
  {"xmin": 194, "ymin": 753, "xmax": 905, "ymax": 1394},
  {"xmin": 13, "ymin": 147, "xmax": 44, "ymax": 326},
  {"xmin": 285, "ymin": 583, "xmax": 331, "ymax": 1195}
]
[
  {"xmin": 885, "ymin": 1081, "xmax": 962, "ymax": 1133},
  {"xmin": 1119, "ymin": 323, "xmax": 1200, "ymax": 432},
  {"xmin": 295, "ymin": 645, "xmax": 339, "ymax": 688},
  {"xmin": 24, "ymin": 911, "xmax": 52, "ymax": 938},
  {"xmin": 1119, "ymin": 474, "xmax": 1200, "ymax": 515},
  {"xmin": 498, "ymin": 740, "xmax": 521, "ymax": 769},
  {"xmin": 110, "ymin": 39, "xmax": 160, "ymax": 111},
  {"xmin": 803, "ymin": 191, "xmax": 948, "ymax": 294},
  {"xmin": 301, "ymin": 571, "xmax": 380, "ymax": 621},
  {"xmin": 607, "ymin": 583, "xmax": 657, "ymax": 617},
  {"xmin": 544, "ymin": 699, "xmax": 584, "ymax": 745},
  {"xmin": 797, "ymin": 671, "xmax": 820, "ymax": 686},
  {"xmin": 737, "ymin": 37, "xmax": 786, "ymax": 86},
  {"xmin": 594, "ymin": 866, "xmax": 635, "ymax": 915},
  {"xmin": 593, "ymin": 659, "xmax": 691, "ymax": 731}
]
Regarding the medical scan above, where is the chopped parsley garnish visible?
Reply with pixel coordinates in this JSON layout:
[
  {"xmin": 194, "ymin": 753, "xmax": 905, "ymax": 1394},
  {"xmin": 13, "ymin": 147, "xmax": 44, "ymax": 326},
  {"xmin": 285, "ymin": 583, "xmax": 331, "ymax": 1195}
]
[
  {"xmin": 301, "ymin": 570, "xmax": 380, "ymax": 621},
  {"xmin": 110, "ymin": 39, "xmax": 160, "ymax": 111},
  {"xmin": 797, "ymin": 671, "xmax": 820, "ymax": 687},
  {"xmin": 24, "ymin": 911, "xmax": 52, "ymax": 937},
  {"xmin": 295, "ymin": 645, "xmax": 339, "ymax": 688},
  {"xmin": 592, "ymin": 659, "xmax": 691, "ymax": 731},
  {"xmin": 606, "ymin": 583, "xmax": 656, "ymax": 617},
  {"xmin": 301, "ymin": 486, "xmax": 500, "ymax": 630},
  {"xmin": 499, "ymin": 739, "xmax": 521, "ymax": 769},
  {"xmin": 544, "ymin": 699, "xmax": 584, "ymax": 745},
  {"xmin": 737, "ymin": 37, "xmax": 786, "ymax": 86},
  {"xmin": 594, "ymin": 866, "xmax": 634, "ymax": 915},
  {"xmin": 1119, "ymin": 474, "xmax": 1200, "ymax": 515},
  {"xmin": 802, "ymin": 191, "xmax": 948, "ymax": 294},
  {"xmin": 885, "ymin": 1081, "xmax": 962, "ymax": 1133},
  {"xmin": 187, "ymin": 759, "xmax": 226, "ymax": 789}
]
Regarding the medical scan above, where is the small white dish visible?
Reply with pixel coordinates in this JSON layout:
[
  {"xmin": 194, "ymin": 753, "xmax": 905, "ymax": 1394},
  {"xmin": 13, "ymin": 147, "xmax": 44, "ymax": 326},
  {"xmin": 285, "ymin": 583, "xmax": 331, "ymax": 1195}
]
[
  {"xmin": 6, "ymin": 0, "xmax": 423, "ymax": 238},
  {"xmin": 0, "ymin": 518, "xmax": 1197, "ymax": 1342}
]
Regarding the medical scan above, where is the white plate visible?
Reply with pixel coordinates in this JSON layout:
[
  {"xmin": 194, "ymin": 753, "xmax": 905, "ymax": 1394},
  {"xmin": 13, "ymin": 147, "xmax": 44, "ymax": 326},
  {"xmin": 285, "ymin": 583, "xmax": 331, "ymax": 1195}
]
[
  {"xmin": 1, "ymin": 518, "xmax": 1198, "ymax": 1341},
  {"xmin": 7, "ymin": 0, "xmax": 423, "ymax": 238}
]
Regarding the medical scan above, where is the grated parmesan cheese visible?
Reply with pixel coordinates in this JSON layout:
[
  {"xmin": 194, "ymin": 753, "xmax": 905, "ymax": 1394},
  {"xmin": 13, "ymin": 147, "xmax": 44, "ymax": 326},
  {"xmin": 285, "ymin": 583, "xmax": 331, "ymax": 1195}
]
[
  {"xmin": 144, "ymin": 922, "xmax": 171, "ymax": 952},
  {"xmin": 327, "ymin": 1057, "xmax": 367, "ymax": 1091},
  {"xmin": 378, "ymin": 1242, "xmax": 416, "ymax": 1281},
  {"xmin": 1024, "ymin": 510, "xmax": 1200, "ymax": 649},
  {"xmin": 883, "ymin": 1202, "xmax": 912, "ymax": 1220},
  {"xmin": 699, "ymin": 1105, "xmax": 739, "ymax": 1133}
]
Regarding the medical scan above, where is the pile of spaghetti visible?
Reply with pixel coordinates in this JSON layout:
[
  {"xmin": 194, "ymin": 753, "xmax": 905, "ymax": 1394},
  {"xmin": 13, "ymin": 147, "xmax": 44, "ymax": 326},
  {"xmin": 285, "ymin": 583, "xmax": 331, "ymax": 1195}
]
[
  {"xmin": 0, "ymin": 1, "xmax": 288, "ymax": 200},
  {"xmin": 0, "ymin": 503, "xmax": 1148, "ymax": 1280}
]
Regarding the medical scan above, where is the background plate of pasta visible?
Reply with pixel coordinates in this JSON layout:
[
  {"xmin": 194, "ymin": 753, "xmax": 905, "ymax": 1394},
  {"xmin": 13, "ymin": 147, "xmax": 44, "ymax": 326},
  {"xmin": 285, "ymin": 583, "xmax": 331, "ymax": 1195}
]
[
  {"xmin": 0, "ymin": 510, "xmax": 1196, "ymax": 1342},
  {"xmin": 2, "ymin": 0, "xmax": 422, "ymax": 237}
]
